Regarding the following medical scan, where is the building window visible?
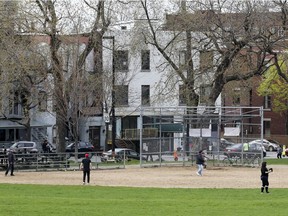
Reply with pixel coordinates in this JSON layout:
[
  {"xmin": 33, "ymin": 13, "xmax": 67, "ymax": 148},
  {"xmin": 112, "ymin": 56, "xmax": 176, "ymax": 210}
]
[
  {"xmin": 115, "ymin": 85, "xmax": 128, "ymax": 106},
  {"xmin": 264, "ymin": 95, "xmax": 271, "ymax": 109},
  {"xmin": 141, "ymin": 85, "xmax": 150, "ymax": 106},
  {"xmin": 114, "ymin": 50, "xmax": 128, "ymax": 71},
  {"xmin": 9, "ymin": 91, "xmax": 22, "ymax": 115},
  {"xmin": 199, "ymin": 84, "xmax": 211, "ymax": 104},
  {"xmin": 179, "ymin": 85, "xmax": 186, "ymax": 105},
  {"xmin": 141, "ymin": 50, "xmax": 150, "ymax": 71},
  {"xmin": 199, "ymin": 51, "xmax": 213, "ymax": 71},
  {"xmin": 179, "ymin": 50, "xmax": 187, "ymax": 69},
  {"xmin": 264, "ymin": 119, "xmax": 271, "ymax": 136},
  {"xmin": 232, "ymin": 88, "xmax": 241, "ymax": 105},
  {"xmin": 38, "ymin": 91, "xmax": 47, "ymax": 112}
]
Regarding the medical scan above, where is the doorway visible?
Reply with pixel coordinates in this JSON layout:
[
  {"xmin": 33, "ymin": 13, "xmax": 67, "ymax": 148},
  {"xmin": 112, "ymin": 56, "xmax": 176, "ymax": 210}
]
[{"xmin": 89, "ymin": 126, "xmax": 101, "ymax": 151}]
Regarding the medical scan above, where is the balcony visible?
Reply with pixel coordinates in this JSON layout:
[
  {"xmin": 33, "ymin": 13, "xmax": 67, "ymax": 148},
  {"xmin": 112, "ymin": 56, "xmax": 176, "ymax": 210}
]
[{"xmin": 123, "ymin": 128, "xmax": 158, "ymax": 140}]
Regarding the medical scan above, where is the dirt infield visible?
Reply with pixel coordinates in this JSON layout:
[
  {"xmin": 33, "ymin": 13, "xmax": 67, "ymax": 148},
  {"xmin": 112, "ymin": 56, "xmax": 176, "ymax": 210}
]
[{"xmin": 1, "ymin": 165, "xmax": 287, "ymax": 188}]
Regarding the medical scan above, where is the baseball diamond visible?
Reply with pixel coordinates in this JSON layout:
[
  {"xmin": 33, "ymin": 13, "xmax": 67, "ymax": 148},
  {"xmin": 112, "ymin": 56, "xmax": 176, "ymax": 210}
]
[{"xmin": 1, "ymin": 165, "xmax": 287, "ymax": 188}]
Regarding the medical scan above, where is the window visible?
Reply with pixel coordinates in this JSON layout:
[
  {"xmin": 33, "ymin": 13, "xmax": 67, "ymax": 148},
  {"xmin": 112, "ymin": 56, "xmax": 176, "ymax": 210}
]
[
  {"xmin": 179, "ymin": 85, "xmax": 186, "ymax": 105},
  {"xmin": 83, "ymin": 87, "xmax": 101, "ymax": 112},
  {"xmin": 264, "ymin": 95, "xmax": 271, "ymax": 109},
  {"xmin": 141, "ymin": 85, "xmax": 150, "ymax": 106},
  {"xmin": 24, "ymin": 143, "xmax": 33, "ymax": 147},
  {"xmin": 122, "ymin": 116, "xmax": 137, "ymax": 129},
  {"xmin": 199, "ymin": 84, "xmax": 211, "ymax": 104},
  {"xmin": 232, "ymin": 88, "xmax": 241, "ymax": 105},
  {"xmin": 141, "ymin": 50, "xmax": 150, "ymax": 70},
  {"xmin": 38, "ymin": 91, "xmax": 47, "ymax": 112},
  {"xmin": 199, "ymin": 51, "xmax": 213, "ymax": 71},
  {"xmin": 264, "ymin": 120, "xmax": 271, "ymax": 136},
  {"xmin": 9, "ymin": 91, "xmax": 22, "ymax": 115},
  {"xmin": 114, "ymin": 50, "xmax": 128, "ymax": 71},
  {"xmin": 115, "ymin": 85, "xmax": 128, "ymax": 106},
  {"xmin": 179, "ymin": 50, "xmax": 187, "ymax": 69},
  {"xmin": 17, "ymin": 143, "xmax": 24, "ymax": 148}
]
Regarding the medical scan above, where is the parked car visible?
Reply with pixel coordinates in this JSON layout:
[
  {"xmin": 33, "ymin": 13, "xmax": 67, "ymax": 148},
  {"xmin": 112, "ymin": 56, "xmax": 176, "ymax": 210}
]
[
  {"xmin": 65, "ymin": 141, "xmax": 94, "ymax": 157},
  {"xmin": 249, "ymin": 139, "xmax": 280, "ymax": 152},
  {"xmin": 220, "ymin": 138, "xmax": 235, "ymax": 150},
  {"xmin": 205, "ymin": 138, "xmax": 235, "ymax": 152},
  {"xmin": 9, "ymin": 141, "xmax": 38, "ymax": 154},
  {"xmin": 101, "ymin": 148, "xmax": 145, "ymax": 162},
  {"xmin": 267, "ymin": 139, "xmax": 283, "ymax": 148},
  {"xmin": 224, "ymin": 143, "xmax": 266, "ymax": 158}
]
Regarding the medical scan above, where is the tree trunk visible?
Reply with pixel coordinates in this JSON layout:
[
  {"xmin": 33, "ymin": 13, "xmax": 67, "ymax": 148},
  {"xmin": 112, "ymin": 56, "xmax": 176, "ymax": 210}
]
[
  {"xmin": 56, "ymin": 115, "xmax": 67, "ymax": 153},
  {"xmin": 186, "ymin": 30, "xmax": 199, "ymax": 107}
]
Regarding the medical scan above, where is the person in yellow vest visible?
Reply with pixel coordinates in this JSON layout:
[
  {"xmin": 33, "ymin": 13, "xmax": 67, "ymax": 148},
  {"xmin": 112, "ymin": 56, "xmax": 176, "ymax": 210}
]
[
  {"xmin": 243, "ymin": 142, "xmax": 249, "ymax": 151},
  {"xmin": 243, "ymin": 142, "xmax": 249, "ymax": 159},
  {"xmin": 282, "ymin": 145, "xmax": 286, "ymax": 157}
]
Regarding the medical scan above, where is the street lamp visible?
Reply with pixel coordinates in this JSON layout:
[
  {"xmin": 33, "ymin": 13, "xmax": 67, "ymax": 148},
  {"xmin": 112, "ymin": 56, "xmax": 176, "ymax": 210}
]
[{"xmin": 103, "ymin": 36, "xmax": 116, "ymax": 156}]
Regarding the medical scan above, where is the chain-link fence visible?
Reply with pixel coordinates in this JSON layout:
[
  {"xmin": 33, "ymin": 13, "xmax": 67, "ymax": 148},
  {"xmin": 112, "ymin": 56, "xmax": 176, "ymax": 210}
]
[
  {"xmin": 0, "ymin": 151, "xmax": 129, "ymax": 172},
  {"xmin": 139, "ymin": 106, "xmax": 264, "ymax": 168}
]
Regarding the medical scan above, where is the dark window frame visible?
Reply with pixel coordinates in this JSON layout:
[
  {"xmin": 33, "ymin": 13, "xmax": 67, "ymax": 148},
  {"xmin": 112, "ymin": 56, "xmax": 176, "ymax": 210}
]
[
  {"xmin": 38, "ymin": 91, "xmax": 48, "ymax": 112},
  {"xmin": 114, "ymin": 50, "xmax": 129, "ymax": 71},
  {"xmin": 199, "ymin": 84, "xmax": 211, "ymax": 104},
  {"xmin": 232, "ymin": 88, "xmax": 241, "ymax": 106},
  {"xmin": 264, "ymin": 95, "xmax": 272, "ymax": 109},
  {"xmin": 141, "ymin": 50, "xmax": 150, "ymax": 71},
  {"xmin": 199, "ymin": 50, "xmax": 213, "ymax": 72},
  {"xmin": 179, "ymin": 50, "xmax": 187, "ymax": 69},
  {"xmin": 141, "ymin": 85, "xmax": 150, "ymax": 106},
  {"xmin": 179, "ymin": 85, "xmax": 186, "ymax": 105},
  {"xmin": 115, "ymin": 85, "xmax": 129, "ymax": 106}
]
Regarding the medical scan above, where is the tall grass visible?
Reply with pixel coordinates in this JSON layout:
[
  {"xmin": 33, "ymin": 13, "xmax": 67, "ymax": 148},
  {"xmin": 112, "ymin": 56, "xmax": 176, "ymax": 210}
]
[{"xmin": 0, "ymin": 184, "xmax": 287, "ymax": 216}]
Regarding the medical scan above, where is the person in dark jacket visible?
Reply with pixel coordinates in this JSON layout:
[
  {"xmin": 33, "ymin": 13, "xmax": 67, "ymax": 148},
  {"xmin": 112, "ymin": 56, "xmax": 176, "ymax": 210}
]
[
  {"xmin": 196, "ymin": 150, "xmax": 205, "ymax": 176},
  {"xmin": 260, "ymin": 161, "xmax": 273, "ymax": 193},
  {"xmin": 80, "ymin": 153, "xmax": 92, "ymax": 185},
  {"xmin": 277, "ymin": 146, "xmax": 282, "ymax": 159},
  {"xmin": 42, "ymin": 139, "xmax": 49, "ymax": 153},
  {"xmin": 5, "ymin": 150, "xmax": 15, "ymax": 176}
]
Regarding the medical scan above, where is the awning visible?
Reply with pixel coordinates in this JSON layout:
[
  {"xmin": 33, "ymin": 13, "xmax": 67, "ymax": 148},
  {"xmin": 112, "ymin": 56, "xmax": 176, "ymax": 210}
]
[
  {"xmin": 158, "ymin": 123, "xmax": 183, "ymax": 132},
  {"xmin": 0, "ymin": 120, "xmax": 53, "ymax": 128}
]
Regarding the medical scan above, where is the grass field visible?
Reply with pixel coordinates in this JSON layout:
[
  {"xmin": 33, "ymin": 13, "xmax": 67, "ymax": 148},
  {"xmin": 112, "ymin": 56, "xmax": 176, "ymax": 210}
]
[
  {"xmin": 0, "ymin": 157, "xmax": 287, "ymax": 215},
  {"xmin": 264, "ymin": 157, "xmax": 288, "ymax": 165},
  {"xmin": 0, "ymin": 184, "xmax": 287, "ymax": 216}
]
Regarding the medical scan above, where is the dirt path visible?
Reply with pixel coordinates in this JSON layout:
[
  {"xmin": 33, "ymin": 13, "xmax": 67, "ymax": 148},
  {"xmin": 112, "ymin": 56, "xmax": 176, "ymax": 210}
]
[{"xmin": 1, "ymin": 165, "xmax": 287, "ymax": 188}]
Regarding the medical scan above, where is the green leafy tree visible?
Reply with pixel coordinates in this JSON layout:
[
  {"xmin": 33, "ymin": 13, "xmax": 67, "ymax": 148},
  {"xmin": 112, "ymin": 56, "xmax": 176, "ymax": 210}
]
[{"xmin": 257, "ymin": 58, "xmax": 288, "ymax": 112}]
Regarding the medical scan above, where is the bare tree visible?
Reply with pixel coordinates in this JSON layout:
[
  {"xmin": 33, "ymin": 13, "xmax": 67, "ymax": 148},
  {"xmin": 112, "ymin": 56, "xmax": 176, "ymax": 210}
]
[
  {"xmin": 140, "ymin": 0, "xmax": 288, "ymax": 107},
  {"xmin": 17, "ymin": 0, "xmax": 112, "ymax": 152},
  {"xmin": 0, "ymin": 1, "xmax": 49, "ymax": 141}
]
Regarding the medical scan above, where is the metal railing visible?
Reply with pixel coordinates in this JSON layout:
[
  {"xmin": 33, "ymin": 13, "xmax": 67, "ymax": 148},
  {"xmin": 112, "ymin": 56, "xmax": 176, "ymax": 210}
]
[{"xmin": 0, "ymin": 152, "xmax": 129, "ymax": 172}]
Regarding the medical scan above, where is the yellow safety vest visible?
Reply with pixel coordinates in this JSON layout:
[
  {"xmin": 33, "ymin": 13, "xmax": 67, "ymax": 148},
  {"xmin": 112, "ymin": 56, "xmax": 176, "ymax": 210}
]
[
  {"xmin": 243, "ymin": 143, "xmax": 249, "ymax": 151},
  {"xmin": 282, "ymin": 145, "xmax": 286, "ymax": 156}
]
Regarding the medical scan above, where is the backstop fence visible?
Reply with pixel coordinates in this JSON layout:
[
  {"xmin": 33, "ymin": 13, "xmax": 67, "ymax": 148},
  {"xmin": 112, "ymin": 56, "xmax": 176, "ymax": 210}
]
[{"xmin": 139, "ymin": 106, "xmax": 264, "ymax": 168}]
